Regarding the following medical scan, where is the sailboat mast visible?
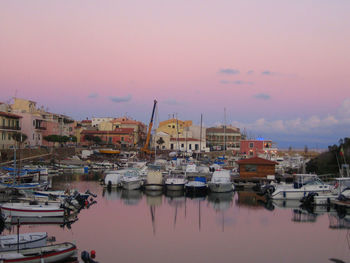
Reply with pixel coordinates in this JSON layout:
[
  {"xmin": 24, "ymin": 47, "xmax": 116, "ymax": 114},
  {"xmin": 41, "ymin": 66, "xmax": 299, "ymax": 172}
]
[
  {"xmin": 224, "ymin": 108, "xmax": 226, "ymax": 152},
  {"xmin": 199, "ymin": 114, "xmax": 203, "ymax": 154}
]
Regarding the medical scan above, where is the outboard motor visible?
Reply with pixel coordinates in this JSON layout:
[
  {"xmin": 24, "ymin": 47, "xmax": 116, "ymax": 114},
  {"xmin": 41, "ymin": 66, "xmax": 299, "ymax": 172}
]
[
  {"xmin": 85, "ymin": 190, "xmax": 97, "ymax": 198},
  {"xmin": 300, "ymin": 192, "xmax": 318, "ymax": 206},
  {"xmin": 263, "ymin": 185, "xmax": 275, "ymax": 198},
  {"xmin": 81, "ymin": 251, "xmax": 99, "ymax": 263}
]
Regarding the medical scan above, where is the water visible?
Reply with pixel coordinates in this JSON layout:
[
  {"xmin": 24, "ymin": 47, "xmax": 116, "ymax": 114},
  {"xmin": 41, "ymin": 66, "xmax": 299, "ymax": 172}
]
[{"xmin": 2, "ymin": 174, "xmax": 350, "ymax": 263}]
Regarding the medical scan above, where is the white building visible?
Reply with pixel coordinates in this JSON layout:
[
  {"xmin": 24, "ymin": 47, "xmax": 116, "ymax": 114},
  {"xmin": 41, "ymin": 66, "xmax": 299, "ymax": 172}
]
[{"xmin": 91, "ymin": 117, "xmax": 114, "ymax": 128}]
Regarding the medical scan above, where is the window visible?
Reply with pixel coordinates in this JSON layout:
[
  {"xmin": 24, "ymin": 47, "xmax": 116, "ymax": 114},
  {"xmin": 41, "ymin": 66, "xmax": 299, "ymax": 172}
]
[
  {"xmin": 8, "ymin": 119, "xmax": 10, "ymax": 126},
  {"xmin": 249, "ymin": 151, "xmax": 254, "ymax": 156},
  {"xmin": 38, "ymin": 134, "xmax": 40, "ymax": 140},
  {"xmin": 195, "ymin": 144, "xmax": 199, "ymax": 150},
  {"xmin": 170, "ymin": 144, "xmax": 174, "ymax": 150},
  {"xmin": 8, "ymin": 133, "xmax": 11, "ymax": 140},
  {"xmin": 172, "ymin": 125, "xmax": 175, "ymax": 128},
  {"xmin": 121, "ymin": 137, "xmax": 124, "ymax": 141},
  {"xmin": 33, "ymin": 134, "xmax": 34, "ymax": 140},
  {"xmin": 2, "ymin": 132, "xmax": 5, "ymax": 140},
  {"xmin": 181, "ymin": 143, "xmax": 184, "ymax": 148},
  {"xmin": 245, "ymin": 164, "xmax": 257, "ymax": 172},
  {"xmin": 189, "ymin": 144, "xmax": 192, "ymax": 150},
  {"xmin": 249, "ymin": 142, "xmax": 254, "ymax": 148},
  {"xmin": 2, "ymin": 119, "xmax": 5, "ymax": 126},
  {"xmin": 16, "ymin": 120, "xmax": 19, "ymax": 128},
  {"xmin": 33, "ymin": 120, "xmax": 35, "ymax": 127}
]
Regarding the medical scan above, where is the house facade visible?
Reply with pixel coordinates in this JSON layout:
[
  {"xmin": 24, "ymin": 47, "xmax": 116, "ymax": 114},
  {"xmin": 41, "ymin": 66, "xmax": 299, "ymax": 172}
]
[
  {"xmin": 236, "ymin": 157, "xmax": 278, "ymax": 178},
  {"xmin": 240, "ymin": 139, "xmax": 278, "ymax": 160},
  {"xmin": 0, "ymin": 103, "xmax": 22, "ymax": 149},
  {"xmin": 206, "ymin": 126, "xmax": 241, "ymax": 151}
]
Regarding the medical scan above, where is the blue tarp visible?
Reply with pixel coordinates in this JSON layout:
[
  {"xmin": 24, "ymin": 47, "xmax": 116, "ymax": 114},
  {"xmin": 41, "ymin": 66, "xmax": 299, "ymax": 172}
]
[{"xmin": 194, "ymin": 177, "xmax": 206, "ymax": 183}]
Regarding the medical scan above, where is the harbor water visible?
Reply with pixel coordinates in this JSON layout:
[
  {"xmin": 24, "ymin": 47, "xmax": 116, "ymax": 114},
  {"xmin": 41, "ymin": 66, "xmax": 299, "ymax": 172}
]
[{"xmin": 2, "ymin": 174, "xmax": 349, "ymax": 263}]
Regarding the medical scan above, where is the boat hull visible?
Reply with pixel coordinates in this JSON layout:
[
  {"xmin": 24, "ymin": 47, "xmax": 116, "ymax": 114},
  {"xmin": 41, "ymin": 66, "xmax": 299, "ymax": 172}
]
[
  {"xmin": 165, "ymin": 183, "xmax": 185, "ymax": 191},
  {"xmin": 271, "ymin": 189, "xmax": 331, "ymax": 200},
  {"xmin": 1, "ymin": 204, "xmax": 65, "ymax": 217},
  {"xmin": 122, "ymin": 180, "xmax": 142, "ymax": 190},
  {"xmin": 144, "ymin": 184, "xmax": 163, "ymax": 191}
]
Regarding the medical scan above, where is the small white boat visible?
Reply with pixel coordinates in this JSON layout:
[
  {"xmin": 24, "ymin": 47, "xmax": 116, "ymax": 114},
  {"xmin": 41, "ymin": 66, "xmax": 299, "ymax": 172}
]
[
  {"xmin": 1, "ymin": 202, "xmax": 65, "ymax": 217},
  {"xmin": 266, "ymin": 174, "xmax": 331, "ymax": 200},
  {"xmin": 165, "ymin": 174, "xmax": 187, "ymax": 191},
  {"xmin": 0, "ymin": 242, "xmax": 76, "ymax": 262},
  {"xmin": 121, "ymin": 171, "xmax": 142, "ymax": 190},
  {"xmin": 185, "ymin": 177, "xmax": 207, "ymax": 195},
  {"xmin": 0, "ymin": 232, "xmax": 48, "ymax": 251},
  {"xmin": 208, "ymin": 170, "xmax": 234, "ymax": 193},
  {"xmin": 144, "ymin": 171, "xmax": 163, "ymax": 191}
]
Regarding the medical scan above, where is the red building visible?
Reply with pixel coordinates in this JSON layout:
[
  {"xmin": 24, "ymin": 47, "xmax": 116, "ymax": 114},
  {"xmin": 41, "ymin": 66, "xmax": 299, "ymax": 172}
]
[
  {"xmin": 80, "ymin": 128, "xmax": 134, "ymax": 147},
  {"xmin": 240, "ymin": 139, "xmax": 277, "ymax": 159}
]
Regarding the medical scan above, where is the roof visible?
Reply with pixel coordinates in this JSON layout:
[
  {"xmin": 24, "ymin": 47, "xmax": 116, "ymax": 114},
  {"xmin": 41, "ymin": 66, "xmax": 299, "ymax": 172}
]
[
  {"xmin": 236, "ymin": 157, "xmax": 278, "ymax": 165},
  {"xmin": 81, "ymin": 128, "xmax": 134, "ymax": 135},
  {"xmin": 0, "ymin": 111, "xmax": 22, "ymax": 119},
  {"xmin": 81, "ymin": 120, "xmax": 92, "ymax": 123},
  {"xmin": 206, "ymin": 127, "xmax": 240, "ymax": 134},
  {"xmin": 170, "ymin": 138, "xmax": 200, "ymax": 142}
]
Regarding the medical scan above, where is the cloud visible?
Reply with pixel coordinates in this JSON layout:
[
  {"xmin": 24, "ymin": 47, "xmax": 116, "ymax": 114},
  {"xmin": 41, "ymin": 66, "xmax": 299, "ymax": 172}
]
[
  {"xmin": 88, "ymin": 93, "xmax": 98, "ymax": 99},
  {"xmin": 337, "ymin": 98, "xmax": 350, "ymax": 118},
  {"xmin": 233, "ymin": 80, "xmax": 254, "ymax": 85},
  {"xmin": 253, "ymin": 93, "xmax": 271, "ymax": 100},
  {"xmin": 163, "ymin": 99, "xmax": 183, "ymax": 105},
  {"xmin": 220, "ymin": 80, "xmax": 254, "ymax": 85},
  {"xmin": 262, "ymin": 70, "xmax": 274, "ymax": 75},
  {"xmin": 218, "ymin": 68, "xmax": 240, "ymax": 75},
  {"xmin": 109, "ymin": 94, "xmax": 132, "ymax": 103},
  {"xmin": 247, "ymin": 70, "xmax": 254, "ymax": 75}
]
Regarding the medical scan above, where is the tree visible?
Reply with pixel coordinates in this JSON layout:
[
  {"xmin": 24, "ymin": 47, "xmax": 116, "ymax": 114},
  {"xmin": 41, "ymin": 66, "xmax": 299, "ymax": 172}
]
[
  {"xmin": 92, "ymin": 136, "xmax": 102, "ymax": 145},
  {"xmin": 12, "ymin": 132, "xmax": 27, "ymax": 148},
  {"xmin": 304, "ymin": 145, "xmax": 308, "ymax": 156},
  {"xmin": 156, "ymin": 137, "xmax": 165, "ymax": 149}
]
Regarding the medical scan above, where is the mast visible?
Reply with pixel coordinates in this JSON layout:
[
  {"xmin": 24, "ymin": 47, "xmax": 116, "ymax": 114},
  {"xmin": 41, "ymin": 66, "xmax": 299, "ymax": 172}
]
[
  {"xmin": 199, "ymin": 114, "xmax": 203, "ymax": 154},
  {"xmin": 223, "ymin": 107, "xmax": 226, "ymax": 152}
]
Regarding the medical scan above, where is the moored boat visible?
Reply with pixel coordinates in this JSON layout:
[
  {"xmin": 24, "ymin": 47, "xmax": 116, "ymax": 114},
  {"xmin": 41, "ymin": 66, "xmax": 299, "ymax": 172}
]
[
  {"xmin": 0, "ymin": 242, "xmax": 77, "ymax": 262},
  {"xmin": 165, "ymin": 174, "xmax": 187, "ymax": 191},
  {"xmin": 0, "ymin": 232, "xmax": 48, "ymax": 251},
  {"xmin": 1, "ymin": 202, "xmax": 65, "ymax": 217},
  {"xmin": 208, "ymin": 170, "xmax": 234, "ymax": 193},
  {"xmin": 144, "ymin": 171, "xmax": 163, "ymax": 191}
]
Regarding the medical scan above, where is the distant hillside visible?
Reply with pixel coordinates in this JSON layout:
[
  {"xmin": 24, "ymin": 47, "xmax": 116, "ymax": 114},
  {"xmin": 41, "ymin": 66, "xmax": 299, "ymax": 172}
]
[{"xmin": 306, "ymin": 137, "xmax": 350, "ymax": 175}]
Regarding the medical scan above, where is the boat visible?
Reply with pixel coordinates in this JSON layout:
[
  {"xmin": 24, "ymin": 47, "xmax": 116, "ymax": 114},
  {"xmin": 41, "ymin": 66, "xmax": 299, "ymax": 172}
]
[
  {"xmin": 0, "ymin": 232, "xmax": 48, "ymax": 251},
  {"xmin": 99, "ymin": 148, "xmax": 120, "ymax": 154},
  {"xmin": 103, "ymin": 169, "xmax": 133, "ymax": 188},
  {"xmin": 0, "ymin": 242, "xmax": 76, "ymax": 262},
  {"xmin": 301, "ymin": 177, "xmax": 350, "ymax": 205},
  {"xmin": 264, "ymin": 174, "xmax": 331, "ymax": 200},
  {"xmin": 144, "ymin": 171, "xmax": 163, "ymax": 191},
  {"xmin": 121, "ymin": 171, "xmax": 142, "ymax": 190},
  {"xmin": 165, "ymin": 174, "xmax": 187, "ymax": 191},
  {"xmin": 208, "ymin": 170, "xmax": 234, "ymax": 193},
  {"xmin": 0, "ymin": 182, "xmax": 47, "ymax": 191},
  {"xmin": 185, "ymin": 177, "xmax": 207, "ymax": 195},
  {"xmin": 1, "ymin": 202, "xmax": 65, "ymax": 217}
]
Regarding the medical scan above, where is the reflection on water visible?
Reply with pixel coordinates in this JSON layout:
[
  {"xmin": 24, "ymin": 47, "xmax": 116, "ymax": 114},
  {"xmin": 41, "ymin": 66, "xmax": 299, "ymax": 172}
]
[{"xmin": 2, "ymin": 175, "xmax": 349, "ymax": 263}]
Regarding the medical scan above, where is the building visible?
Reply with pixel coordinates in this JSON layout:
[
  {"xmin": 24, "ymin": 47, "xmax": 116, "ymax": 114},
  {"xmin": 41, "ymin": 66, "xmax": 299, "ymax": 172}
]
[
  {"xmin": 91, "ymin": 117, "xmax": 114, "ymax": 128},
  {"xmin": 206, "ymin": 126, "xmax": 241, "ymax": 151},
  {"xmin": 236, "ymin": 157, "xmax": 278, "ymax": 178},
  {"xmin": 0, "ymin": 103, "xmax": 22, "ymax": 149},
  {"xmin": 240, "ymin": 139, "xmax": 278, "ymax": 159},
  {"xmin": 11, "ymin": 98, "xmax": 75, "ymax": 147},
  {"xmin": 80, "ymin": 128, "xmax": 134, "ymax": 147},
  {"xmin": 112, "ymin": 117, "xmax": 146, "ymax": 147},
  {"xmin": 156, "ymin": 118, "xmax": 192, "ymax": 137}
]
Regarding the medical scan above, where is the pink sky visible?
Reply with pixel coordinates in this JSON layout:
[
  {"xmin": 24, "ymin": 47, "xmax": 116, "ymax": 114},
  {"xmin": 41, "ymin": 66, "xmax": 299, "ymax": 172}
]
[{"xmin": 1, "ymin": 0, "xmax": 349, "ymax": 147}]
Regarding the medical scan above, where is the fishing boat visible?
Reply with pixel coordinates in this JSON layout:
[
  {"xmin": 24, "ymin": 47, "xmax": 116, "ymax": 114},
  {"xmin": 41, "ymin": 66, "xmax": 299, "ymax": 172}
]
[
  {"xmin": 0, "ymin": 182, "xmax": 47, "ymax": 191},
  {"xmin": 264, "ymin": 174, "xmax": 331, "ymax": 200},
  {"xmin": 144, "ymin": 171, "xmax": 163, "ymax": 191},
  {"xmin": 0, "ymin": 232, "xmax": 48, "ymax": 251},
  {"xmin": 165, "ymin": 173, "xmax": 187, "ymax": 191},
  {"xmin": 0, "ymin": 242, "xmax": 77, "ymax": 262},
  {"xmin": 208, "ymin": 170, "xmax": 234, "ymax": 193},
  {"xmin": 1, "ymin": 202, "xmax": 65, "ymax": 217}
]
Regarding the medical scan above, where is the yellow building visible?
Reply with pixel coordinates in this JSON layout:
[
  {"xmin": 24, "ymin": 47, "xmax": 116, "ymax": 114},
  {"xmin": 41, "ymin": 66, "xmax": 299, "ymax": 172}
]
[
  {"xmin": 156, "ymin": 118, "xmax": 192, "ymax": 137},
  {"xmin": 11, "ymin": 98, "xmax": 38, "ymax": 114},
  {"xmin": 0, "ymin": 104, "xmax": 22, "ymax": 149}
]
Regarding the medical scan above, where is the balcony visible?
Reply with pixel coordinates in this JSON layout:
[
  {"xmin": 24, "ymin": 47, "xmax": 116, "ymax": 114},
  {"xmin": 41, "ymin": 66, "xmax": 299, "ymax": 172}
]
[
  {"xmin": 35, "ymin": 126, "xmax": 46, "ymax": 130},
  {"xmin": 0, "ymin": 125, "xmax": 21, "ymax": 131}
]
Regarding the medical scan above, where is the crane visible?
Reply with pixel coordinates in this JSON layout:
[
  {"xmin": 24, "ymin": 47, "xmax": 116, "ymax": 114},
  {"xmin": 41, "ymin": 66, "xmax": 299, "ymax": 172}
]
[{"xmin": 141, "ymin": 99, "xmax": 157, "ymax": 155}]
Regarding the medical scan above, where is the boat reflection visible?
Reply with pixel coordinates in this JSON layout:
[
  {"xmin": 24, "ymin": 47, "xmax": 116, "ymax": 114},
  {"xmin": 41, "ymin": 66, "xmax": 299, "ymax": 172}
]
[
  {"xmin": 102, "ymin": 188, "xmax": 122, "ymax": 201},
  {"xmin": 146, "ymin": 192, "xmax": 163, "ymax": 235},
  {"xmin": 236, "ymin": 191, "xmax": 273, "ymax": 211},
  {"xmin": 121, "ymin": 189, "xmax": 143, "ymax": 206},
  {"xmin": 207, "ymin": 191, "xmax": 234, "ymax": 212}
]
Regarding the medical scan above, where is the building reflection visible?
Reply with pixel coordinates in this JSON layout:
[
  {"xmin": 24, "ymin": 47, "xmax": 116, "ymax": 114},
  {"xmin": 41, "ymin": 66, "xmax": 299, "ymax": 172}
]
[{"xmin": 236, "ymin": 191, "xmax": 272, "ymax": 210}]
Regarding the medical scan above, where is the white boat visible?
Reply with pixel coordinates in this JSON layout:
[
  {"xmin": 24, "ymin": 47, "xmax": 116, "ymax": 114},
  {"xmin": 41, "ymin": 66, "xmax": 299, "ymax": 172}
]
[
  {"xmin": 103, "ymin": 169, "xmax": 134, "ymax": 188},
  {"xmin": 121, "ymin": 171, "xmax": 142, "ymax": 190},
  {"xmin": 0, "ymin": 232, "xmax": 48, "ymax": 251},
  {"xmin": 1, "ymin": 202, "xmax": 65, "ymax": 217},
  {"xmin": 266, "ymin": 174, "xmax": 331, "ymax": 200},
  {"xmin": 0, "ymin": 242, "xmax": 76, "ymax": 263},
  {"xmin": 301, "ymin": 177, "xmax": 350, "ymax": 205},
  {"xmin": 144, "ymin": 171, "xmax": 163, "ymax": 191},
  {"xmin": 165, "ymin": 174, "xmax": 187, "ymax": 191},
  {"xmin": 208, "ymin": 170, "xmax": 234, "ymax": 193}
]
